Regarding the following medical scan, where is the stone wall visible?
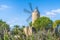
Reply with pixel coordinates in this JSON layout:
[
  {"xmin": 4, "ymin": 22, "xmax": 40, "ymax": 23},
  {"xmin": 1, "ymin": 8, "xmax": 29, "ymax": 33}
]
[{"xmin": 23, "ymin": 27, "xmax": 32, "ymax": 37}]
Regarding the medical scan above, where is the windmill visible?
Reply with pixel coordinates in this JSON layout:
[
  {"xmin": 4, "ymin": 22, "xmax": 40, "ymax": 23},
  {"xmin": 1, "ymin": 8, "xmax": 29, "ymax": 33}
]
[{"xmin": 24, "ymin": 3, "xmax": 40, "ymax": 26}]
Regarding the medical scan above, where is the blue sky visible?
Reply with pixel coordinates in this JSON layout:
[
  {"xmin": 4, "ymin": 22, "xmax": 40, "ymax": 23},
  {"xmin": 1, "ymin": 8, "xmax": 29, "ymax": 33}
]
[{"xmin": 0, "ymin": 0, "xmax": 60, "ymax": 28}]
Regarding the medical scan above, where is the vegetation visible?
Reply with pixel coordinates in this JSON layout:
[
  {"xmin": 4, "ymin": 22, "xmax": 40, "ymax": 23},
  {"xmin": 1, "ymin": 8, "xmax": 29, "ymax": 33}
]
[
  {"xmin": 33, "ymin": 16, "xmax": 53, "ymax": 31},
  {"xmin": 53, "ymin": 20, "xmax": 60, "ymax": 28},
  {"xmin": 0, "ymin": 16, "xmax": 60, "ymax": 40}
]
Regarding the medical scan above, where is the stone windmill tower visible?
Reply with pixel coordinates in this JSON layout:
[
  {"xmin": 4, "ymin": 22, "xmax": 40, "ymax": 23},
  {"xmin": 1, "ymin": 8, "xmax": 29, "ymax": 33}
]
[
  {"xmin": 23, "ymin": 3, "xmax": 40, "ymax": 36},
  {"xmin": 32, "ymin": 8, "xmax": 40, "ymax": 24},
  {"xmin": 24, "ymin": 3, "xmax": 40, "ymax": 26}
]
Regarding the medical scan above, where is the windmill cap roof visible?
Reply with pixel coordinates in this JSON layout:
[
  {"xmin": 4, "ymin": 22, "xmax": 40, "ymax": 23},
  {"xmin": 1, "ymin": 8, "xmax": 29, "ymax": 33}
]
[{"xmin": 33, "ymin": 8, "xmax": 40, "ymax": 13}]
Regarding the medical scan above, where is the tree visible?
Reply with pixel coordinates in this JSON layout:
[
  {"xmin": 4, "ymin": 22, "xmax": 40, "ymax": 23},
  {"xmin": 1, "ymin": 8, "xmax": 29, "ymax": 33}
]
[
  {"xmin": 0, "ymin": 20, "xmax": 10, "ymax": 40},
  {"xmin": 54, "ymin": 20, "xmax": 60, "ymax": 37},
  {"xmin": 53, "ymin": 20, "xmax": 60, "ymax": 28},
  {"xmin": 12, "ymin": 25, "xmax": 20, "ymax": 35},
  {"xmin": 4, "ymin": 31, "xmax": 10, "ymax": 40},
  {"xmin": 33, "ymin": 16, "xmax": 53, "ymax": 31},
  {"xmin": 11, "ymin": 25, "xmax": 24, "ymax": 40},
  {"xmin": 0, "ymin": 20, "xmax": 10, "ymax": 31}
]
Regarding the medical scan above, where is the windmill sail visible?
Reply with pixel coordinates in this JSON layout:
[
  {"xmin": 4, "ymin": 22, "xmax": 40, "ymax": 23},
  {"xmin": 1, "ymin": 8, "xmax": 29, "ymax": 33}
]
[{"xmin": 24, "ymin": 3, "xmax": 40, "ymax": 26}]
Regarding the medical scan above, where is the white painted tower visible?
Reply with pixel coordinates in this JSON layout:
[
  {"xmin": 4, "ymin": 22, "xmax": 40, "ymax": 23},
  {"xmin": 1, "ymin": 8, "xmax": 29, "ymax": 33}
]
[{"xmin": 32, "ymin": 8, "xmax": 40, "ymax": 25}]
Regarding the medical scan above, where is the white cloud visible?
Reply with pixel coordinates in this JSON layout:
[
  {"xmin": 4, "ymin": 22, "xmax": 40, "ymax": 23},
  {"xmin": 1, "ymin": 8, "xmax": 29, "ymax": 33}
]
[
  {"xmin": 0, "ymin": 5, "xmax": 10, "ymax": 10},
  {"xmin": 46, "ymin": 12, "xmax": 56, "ymax": 18},
  {"xmin": 42, "ymin": 9, "xmax": 60, "ymax": 17},
  {"xmin": 51, "ymin": 9, "xmax": 60, "ymax": 13}
]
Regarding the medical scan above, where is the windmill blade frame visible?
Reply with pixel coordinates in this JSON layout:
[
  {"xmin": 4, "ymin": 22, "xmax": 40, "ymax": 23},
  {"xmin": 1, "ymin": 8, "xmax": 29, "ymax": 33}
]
[
  {"xmin": 24, "ymin": 9, "xmax": 31, "ymax": 13},
  {"xmin": 29, "ymin": 3, "xmax": 33, "ymax": 12},
  {"xmin": 23, "ymin": 3, "xmax": 34, "ymax": 22},
  {"xmin": 26, "ymin": 15, "xmax": 32, "ymax": 22},
  {"xmin": 36, "ymin": 6, "xmax": 38, "ymax": 9}
]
